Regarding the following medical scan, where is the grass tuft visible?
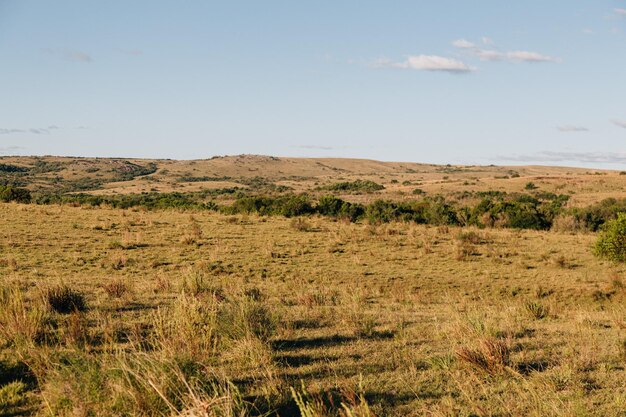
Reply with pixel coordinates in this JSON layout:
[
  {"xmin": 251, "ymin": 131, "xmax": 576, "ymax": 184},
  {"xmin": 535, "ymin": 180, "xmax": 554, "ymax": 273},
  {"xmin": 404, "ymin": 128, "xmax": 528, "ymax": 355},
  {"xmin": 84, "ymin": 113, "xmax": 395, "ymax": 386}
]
[{"xmin": 45, "ymin": 285, "xmax": 87, "ymax": 314}]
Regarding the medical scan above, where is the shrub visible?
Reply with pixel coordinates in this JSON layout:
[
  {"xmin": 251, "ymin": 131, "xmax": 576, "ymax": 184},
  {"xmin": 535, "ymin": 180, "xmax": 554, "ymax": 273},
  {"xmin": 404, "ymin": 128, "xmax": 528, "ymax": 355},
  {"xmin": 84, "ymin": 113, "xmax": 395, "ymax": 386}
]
[
  {"xmin": 316, "ymin": 195, "xmax": 346, "ymax": 217},
  {"xmin": 45, "ymin": 285, "xmax": 87, "ymax": 314},
  {"xmin": 0, "ymin": 186, "xmax": 31, "ymax": 203},
  {"xmin": 322, "ymin": 180, "xmax": 385, "ymax": 193},
  {"xmin": 456, "ymin": 338, "xmax": 510, "ymax": 375},
  {"xmin": 0, "ymin": 381, "xmax": 27, "ymax": 409},
  {"xmin": 103, "ymin": 279, "xmax": 129, "ymax": 298},
  {"xmin": 290, "ymin": 217, "xmax": 312, "ymax": 232},
  {"xmin": 524, "ymin": 301, "xmax": 549, "ymax": 319},
  {"xmin": 594, "ymin": 213, "xmax": 626, "ymax": 262}
]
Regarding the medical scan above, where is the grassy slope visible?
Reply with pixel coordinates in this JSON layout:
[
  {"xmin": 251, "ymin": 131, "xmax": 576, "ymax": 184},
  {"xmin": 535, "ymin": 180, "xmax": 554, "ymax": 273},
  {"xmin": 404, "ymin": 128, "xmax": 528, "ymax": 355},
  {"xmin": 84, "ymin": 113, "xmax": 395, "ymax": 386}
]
[
  {"xmin": 0, "ymin": 203, "xmax": 624, "ymax": 415},
  {"xmin": 2, "ymin": 155, "xmax": 626, "ymax": 206}
]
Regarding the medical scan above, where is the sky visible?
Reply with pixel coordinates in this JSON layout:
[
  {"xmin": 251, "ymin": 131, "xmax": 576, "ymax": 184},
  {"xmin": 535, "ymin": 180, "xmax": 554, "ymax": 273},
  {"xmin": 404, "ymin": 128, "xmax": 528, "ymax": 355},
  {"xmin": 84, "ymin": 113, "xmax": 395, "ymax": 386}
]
[{"xmin": 1, "ymin": 1, "xmax": 625, "ymax": 168}]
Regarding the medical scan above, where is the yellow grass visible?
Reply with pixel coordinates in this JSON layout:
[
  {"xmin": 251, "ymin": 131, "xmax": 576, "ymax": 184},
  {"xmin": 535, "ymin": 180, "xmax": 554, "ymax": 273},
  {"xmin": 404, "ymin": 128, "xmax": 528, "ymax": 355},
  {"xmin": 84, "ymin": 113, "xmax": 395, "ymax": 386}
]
[{"xmin": 1, "ymin": 202, "xmax": 625, "ymax": 415}]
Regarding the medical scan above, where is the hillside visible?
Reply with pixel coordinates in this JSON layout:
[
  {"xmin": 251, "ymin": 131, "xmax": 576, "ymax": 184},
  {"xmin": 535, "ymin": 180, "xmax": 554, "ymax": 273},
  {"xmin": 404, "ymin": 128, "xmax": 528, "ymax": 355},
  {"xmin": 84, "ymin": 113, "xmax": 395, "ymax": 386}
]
[{"xmin": 1, "ymin": 154, "xmax": 625, "ymax": 206}]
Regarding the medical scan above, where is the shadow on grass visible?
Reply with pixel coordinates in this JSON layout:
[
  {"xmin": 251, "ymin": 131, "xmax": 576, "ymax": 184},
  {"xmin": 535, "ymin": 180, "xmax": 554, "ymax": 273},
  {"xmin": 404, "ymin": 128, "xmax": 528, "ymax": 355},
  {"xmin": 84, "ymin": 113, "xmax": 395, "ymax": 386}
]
[
  {"xmin": 272, "ymin": 331, "xmax": 395, "ymax": 351},
  {"xmin": 0, "ymin": 360, "xmax": 36, "ymax": 388}
]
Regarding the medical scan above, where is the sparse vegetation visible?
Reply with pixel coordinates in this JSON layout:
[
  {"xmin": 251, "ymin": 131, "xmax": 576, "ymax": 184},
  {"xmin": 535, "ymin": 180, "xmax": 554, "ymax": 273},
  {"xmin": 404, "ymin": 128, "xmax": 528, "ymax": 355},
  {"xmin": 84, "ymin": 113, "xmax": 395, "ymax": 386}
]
[{"xmin": 1, "ymin": 157, "xmax": 626, "ymax": 415}]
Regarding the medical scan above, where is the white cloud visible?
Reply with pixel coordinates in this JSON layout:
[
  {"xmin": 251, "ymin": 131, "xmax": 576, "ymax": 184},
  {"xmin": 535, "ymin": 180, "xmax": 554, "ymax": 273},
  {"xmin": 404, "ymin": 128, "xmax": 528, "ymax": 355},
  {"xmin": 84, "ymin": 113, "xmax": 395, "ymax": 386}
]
[
  {"xmin": 475, "ymin": 49, "xmax": 505, "ymax": 61},
  {"xmin": 452, "ymin": 38, "xmax": 560, "ymax": 64},
  {"xmin": 611, "ymin": 119, "xmax": 626, "ymax": 129},
  {"xmin": 387, "ymin": 55, "xmax": 476, "ymax": 73},
  {"xmin": 452, "ymin": 39, "xmax": 475, "ymax": 49},
  {"xmin": 557, "ymin": 126, "xmax": 589, "ymax": 132},
  {"xmin": 499, "ymin": 151, "xmax": 626, "ymax": 164},
  {"xmin": 42, "ymin": 48, "xmax": 93, "ymax": 63},
  {"xmin": 506, "ymin": 51, "xmax": 559, "ymax": 63},
  {"xmin": 614, "ymin": 8, "xmax": 626, "ymax": 16}
]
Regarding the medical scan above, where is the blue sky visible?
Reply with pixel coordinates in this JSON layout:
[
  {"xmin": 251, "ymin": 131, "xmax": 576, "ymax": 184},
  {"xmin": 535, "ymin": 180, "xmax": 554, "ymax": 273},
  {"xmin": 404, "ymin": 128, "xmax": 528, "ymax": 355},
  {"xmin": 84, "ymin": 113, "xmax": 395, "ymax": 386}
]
[{"xmin": 1, "ymin": 1, "xmax": 625, "ymax": 168}]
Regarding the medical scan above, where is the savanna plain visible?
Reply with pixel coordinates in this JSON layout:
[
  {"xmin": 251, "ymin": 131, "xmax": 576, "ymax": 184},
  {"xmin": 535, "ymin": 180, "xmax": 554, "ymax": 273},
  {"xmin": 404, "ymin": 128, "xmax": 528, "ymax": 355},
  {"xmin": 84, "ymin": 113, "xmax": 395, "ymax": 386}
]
[{"xmin": 0, "ymin": 155, "xmax": 625, "ymax": 416}]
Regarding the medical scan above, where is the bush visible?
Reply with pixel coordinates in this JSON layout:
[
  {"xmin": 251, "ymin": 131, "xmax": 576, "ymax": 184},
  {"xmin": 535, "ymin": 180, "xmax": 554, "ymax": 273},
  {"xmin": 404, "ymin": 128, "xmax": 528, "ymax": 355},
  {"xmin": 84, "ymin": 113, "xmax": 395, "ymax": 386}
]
[
  {"xmin": 594, "ymin": 213, "xmax": 626, "ymax": 262},
  {"xmin": 322, "ymin": 180, "xmax": 384, "ymax": 193},
  {"xmin": 0, "ymin": 186, "xmax": 31, "ymax": 203},
  {"xmin": 46, "ymin": 285, "xmax": 87, "ymax": 314}
]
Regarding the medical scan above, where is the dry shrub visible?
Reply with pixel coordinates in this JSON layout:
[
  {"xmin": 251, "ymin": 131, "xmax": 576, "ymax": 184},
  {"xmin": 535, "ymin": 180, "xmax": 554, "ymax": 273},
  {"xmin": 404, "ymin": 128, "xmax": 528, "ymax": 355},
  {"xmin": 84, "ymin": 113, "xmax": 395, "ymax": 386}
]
[
  {"xmin": 456, "ymin": 337, "xmax": 511, "ymax": 375},
  {"xmin": 103, "ymin": 279, "xmax": 130, "ymax": 299},
  {"xmin": 0, "ymin": 285, "xmax": 47, "ymax": 348},
  {"xmin": 63, "ymin": 312, "xmax": 91, "ymax": 347},
  {"xmin": 456, "ymin": 230, "xmax": 483, "ymax": 245},
  {"xmin": 299, "ymin": 289, "xmax": 339, "ymax": 308},
  {"xmin": 290, "ymin": 217, "xmax": 312, "ymax": 232},
  {"xmin": 45, "ymin": 285, "xmax": 87, "ymax": 314},
  {"xmin": 551, "ymin": 215, "xmax": 585, "ymax": 233},
  {"xmin": 524, "ymin": 301, "xmax": 549, "ymax": 320},
  {"xmin": 454, "ymin": 241, "xmax": 476, "ymax": 261},
  {"xmin": 109, "ymin": 254, "xmax": 128, "ymax": 270}
]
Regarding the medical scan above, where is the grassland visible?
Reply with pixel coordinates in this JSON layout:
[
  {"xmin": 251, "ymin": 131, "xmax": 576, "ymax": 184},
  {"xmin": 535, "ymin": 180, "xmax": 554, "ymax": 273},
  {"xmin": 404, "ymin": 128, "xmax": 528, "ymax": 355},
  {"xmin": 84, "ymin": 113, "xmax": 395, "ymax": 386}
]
[
  {"xmin": 1, "ymin": 155, "xmax": 626, "ymax": 416},
  {"xmin": 3, "ymin": 155, "xmax": 626, "ymax": 207},
  {"xmin": 1, "ymin": 198, "xmax": 625, "ymax": 416}
]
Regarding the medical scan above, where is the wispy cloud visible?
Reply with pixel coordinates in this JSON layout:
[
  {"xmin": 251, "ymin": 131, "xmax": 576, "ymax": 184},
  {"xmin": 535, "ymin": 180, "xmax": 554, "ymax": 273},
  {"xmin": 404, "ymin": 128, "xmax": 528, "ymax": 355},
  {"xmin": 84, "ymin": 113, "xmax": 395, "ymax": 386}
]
[
  {"xmin": 557, "ymin": 125, "xmax": 589, "ymax": 132},
  {"xmin": 498, "ymin": 151, "xmax": 626, "ymax": 164},
  {"xmin": 611, "ymin": 119, "xmax": 626, "ymax": 129},
  {"xmin": 374, "ymin": 55, "xmax": 475, "ymax": 73},
  {"xmin": 452, "ymin": 39, "xmax": 475, "ymax": 49},
  {"xmin": 614, "ymin": 8, "xmax": 626, "ymax": 16},
  {"xmin": 42, "ymin": 48, "xmax": 93, "ymax": 63},
  {"xmin": 452, "ymin": 39, "xmax": 560, "ymax": 63},
  {"xmin": 0, "ymin": 125, "xmax": 64, "ymax": 135},
  {"xmin": 0, "ymin": 146, "xmax": 25, "ymax": 155},
  {"xmin": 119, "ymin": 48, "xmax": 143, "ymax": 56}
]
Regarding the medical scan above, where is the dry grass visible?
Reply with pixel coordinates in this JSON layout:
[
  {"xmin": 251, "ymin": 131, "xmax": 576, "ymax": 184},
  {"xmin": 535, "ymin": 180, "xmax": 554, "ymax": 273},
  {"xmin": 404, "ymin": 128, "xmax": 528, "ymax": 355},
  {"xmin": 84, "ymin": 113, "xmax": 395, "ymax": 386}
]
[{"xmin": 0, "ymin": 203, "xmax": 625, "ymax": 415}]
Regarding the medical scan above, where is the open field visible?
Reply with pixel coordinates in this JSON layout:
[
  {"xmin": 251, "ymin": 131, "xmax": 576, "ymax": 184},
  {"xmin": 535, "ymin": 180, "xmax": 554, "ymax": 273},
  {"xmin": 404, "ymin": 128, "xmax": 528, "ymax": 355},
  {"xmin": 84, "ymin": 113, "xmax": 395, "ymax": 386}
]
[{"xmin": 1, "ymin": 200, "xmax": 625, "ymax": 416}]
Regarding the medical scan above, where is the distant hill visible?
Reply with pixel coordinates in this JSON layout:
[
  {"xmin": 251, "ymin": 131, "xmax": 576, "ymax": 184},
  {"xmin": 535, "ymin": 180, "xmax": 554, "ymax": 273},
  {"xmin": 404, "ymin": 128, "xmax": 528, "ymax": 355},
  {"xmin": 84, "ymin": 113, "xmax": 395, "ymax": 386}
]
[{"xmin": 0, "ymin": 154, "xmax": 624, "ymax": 206}]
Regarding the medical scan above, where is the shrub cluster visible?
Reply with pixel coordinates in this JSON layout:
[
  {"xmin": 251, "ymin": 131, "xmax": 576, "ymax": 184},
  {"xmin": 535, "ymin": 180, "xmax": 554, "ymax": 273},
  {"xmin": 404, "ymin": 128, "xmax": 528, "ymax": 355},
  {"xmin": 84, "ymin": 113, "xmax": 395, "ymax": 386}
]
[
  {"xmin": 594, "ymin": 213, "xmax": 626, "ymax": 262},
  {"xmin": 0, "ymin": 185, "xmax": 31, "ymax": 203},
  {"xmin": 319, "ymin": 180, "xmax": 385, "ymax": 193}
]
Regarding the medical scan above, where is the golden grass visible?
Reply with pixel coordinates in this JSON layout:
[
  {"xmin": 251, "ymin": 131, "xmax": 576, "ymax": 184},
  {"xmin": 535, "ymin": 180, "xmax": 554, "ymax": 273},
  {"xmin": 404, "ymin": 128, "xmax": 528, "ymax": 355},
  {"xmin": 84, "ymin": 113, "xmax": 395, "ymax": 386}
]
[{"xmin": 0, "ymin": 202, "xmax": 625, "ymax": 415}]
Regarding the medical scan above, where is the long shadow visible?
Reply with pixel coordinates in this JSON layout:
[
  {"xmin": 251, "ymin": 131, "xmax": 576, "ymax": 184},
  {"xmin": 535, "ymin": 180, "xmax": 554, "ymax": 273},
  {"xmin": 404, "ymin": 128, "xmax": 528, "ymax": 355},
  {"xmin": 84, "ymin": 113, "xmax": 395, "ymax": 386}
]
[
  {"xmin": 0, "ymin": 360, "xmax": 37, "ymax": 388},
  {"xmin": 275, "ymin": 353, "xmax": 338, "ymax": 368},
  {"xmin": 280, "ymin": 362, "xmax": 391, "ymax": 381},
  {"xmin": 272, "ymin": 334, "xmax": 356, "ymax": 351},
  {"xmin": 517, "ymin": 359, "xmax": 550, "ymax": 375},
  {"xmin": 272, "ymin": 331, "xmax": 395, "ymax": 352},
  {"xmin": 104, "ymin": 302, "xmax": 159, "ymax": 313}
]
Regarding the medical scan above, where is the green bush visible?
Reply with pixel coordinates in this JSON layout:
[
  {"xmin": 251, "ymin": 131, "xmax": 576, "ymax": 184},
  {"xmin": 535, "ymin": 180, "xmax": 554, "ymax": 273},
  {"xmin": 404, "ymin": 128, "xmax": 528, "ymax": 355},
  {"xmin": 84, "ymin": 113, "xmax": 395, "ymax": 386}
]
[
  {"xmin": 322, "ymin": 180, "xmax": 385, "ymax": 193},
  {"xmin": 594, "ymin": 213, "xmax": 626, "ymax": 262},
  {"xmin": 0, "ymin": 186, "xmax": 31, "ymax": 203}
]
